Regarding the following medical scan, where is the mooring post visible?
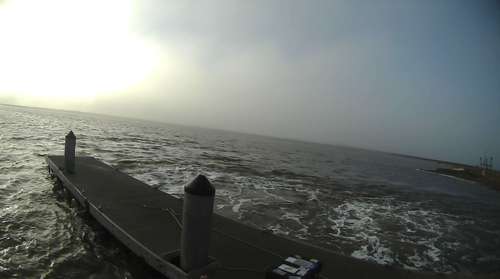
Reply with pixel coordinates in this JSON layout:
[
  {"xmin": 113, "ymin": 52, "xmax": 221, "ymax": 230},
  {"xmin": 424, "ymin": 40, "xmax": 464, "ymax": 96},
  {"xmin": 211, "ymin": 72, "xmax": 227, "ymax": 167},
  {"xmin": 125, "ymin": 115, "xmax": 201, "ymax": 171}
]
[
  {"xmin": 180, "ymin": 175, "xmax": 215, "ymax": 272},
  {"xmin": 64, "ymin": 131, "xmax": 76, "ymax": 173}
]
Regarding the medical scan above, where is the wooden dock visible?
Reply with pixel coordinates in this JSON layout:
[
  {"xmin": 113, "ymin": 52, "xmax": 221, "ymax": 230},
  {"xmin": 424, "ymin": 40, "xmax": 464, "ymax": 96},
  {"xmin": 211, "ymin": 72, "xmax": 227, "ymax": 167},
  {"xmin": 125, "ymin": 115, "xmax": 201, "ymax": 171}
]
[{"xmin": 46, "ymin": 155, "xmax": 494, "ymax": 279}]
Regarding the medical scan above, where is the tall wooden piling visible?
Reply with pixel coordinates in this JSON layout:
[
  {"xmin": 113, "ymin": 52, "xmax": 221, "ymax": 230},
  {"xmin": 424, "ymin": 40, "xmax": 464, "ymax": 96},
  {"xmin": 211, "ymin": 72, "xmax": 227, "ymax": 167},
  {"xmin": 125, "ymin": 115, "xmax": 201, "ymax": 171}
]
[
  {"xmin": 64, "ymin": 131, "xmax": 76, "ymax": 173},
  {"xmin": 180, "ymin": 175, "xmax": 215, "ymax": 272}
]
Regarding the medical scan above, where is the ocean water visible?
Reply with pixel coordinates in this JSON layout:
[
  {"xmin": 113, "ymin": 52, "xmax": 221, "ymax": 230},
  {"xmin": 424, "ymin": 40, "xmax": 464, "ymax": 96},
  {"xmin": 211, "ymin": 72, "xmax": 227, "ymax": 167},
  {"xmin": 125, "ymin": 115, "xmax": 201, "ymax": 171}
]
[{"xmin": 1, "ymin": 104, "xmax": 499, "ymax": 278}]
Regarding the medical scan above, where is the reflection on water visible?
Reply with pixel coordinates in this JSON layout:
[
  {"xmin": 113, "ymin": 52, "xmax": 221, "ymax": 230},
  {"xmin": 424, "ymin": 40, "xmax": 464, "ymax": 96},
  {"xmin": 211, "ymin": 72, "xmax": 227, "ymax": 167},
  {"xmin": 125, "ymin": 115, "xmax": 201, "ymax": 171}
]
[{"xmin": 1, "ymin": 104, "xmax": 499, "ymax": 278}]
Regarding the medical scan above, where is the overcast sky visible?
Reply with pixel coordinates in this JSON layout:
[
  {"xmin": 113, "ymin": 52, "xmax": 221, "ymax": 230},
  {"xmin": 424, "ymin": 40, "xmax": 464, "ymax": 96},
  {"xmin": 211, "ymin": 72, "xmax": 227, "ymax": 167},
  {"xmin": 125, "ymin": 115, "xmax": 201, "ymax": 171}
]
[{"xmin": 0, "ymin": 0, "xmax": 499, "ymax": 166}]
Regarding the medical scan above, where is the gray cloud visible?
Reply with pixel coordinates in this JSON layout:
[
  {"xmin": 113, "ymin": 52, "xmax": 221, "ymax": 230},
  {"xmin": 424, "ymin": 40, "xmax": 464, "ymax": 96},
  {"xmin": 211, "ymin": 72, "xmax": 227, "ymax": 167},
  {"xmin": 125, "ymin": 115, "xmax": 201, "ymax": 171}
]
[{"xmin": 2, "ymin": 0, "xmax": 500, "ymax": 166}]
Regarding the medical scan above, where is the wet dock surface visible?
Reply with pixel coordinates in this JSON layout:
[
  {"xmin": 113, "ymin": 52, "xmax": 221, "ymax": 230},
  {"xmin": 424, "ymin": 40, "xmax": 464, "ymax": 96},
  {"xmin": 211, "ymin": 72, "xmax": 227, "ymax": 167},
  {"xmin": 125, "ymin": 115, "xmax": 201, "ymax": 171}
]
[{"xmin": 46, "ymin": 155, "xmax": 492, "ymax": 279}]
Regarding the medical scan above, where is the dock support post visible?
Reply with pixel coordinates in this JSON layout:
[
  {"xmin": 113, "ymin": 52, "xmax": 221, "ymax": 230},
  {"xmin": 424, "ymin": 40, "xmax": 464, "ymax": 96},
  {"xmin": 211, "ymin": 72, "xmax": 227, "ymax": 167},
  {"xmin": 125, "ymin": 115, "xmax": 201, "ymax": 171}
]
[
  {"xmin": 65, "ymin": 131, "xmax": 76, "ymax": 173},
  {"xmin": 180, "ymin": 175, "xmax": 215, "ymax": 273}
]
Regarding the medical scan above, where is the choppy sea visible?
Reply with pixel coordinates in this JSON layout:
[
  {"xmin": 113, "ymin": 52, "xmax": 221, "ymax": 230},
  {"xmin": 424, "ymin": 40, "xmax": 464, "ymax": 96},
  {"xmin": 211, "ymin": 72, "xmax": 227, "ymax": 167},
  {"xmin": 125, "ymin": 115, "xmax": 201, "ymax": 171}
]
[{"xmin": 1, "ymin": 104, "xmax": 499, "ymax": 278}]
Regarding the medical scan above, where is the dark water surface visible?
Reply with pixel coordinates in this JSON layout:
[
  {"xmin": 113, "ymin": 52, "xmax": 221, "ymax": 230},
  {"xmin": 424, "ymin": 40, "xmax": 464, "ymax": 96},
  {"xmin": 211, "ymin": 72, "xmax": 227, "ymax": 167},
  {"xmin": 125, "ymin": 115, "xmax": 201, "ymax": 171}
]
[{"xmin": 1, "ymin": 104, "xmax": 500, "ymax": 278}]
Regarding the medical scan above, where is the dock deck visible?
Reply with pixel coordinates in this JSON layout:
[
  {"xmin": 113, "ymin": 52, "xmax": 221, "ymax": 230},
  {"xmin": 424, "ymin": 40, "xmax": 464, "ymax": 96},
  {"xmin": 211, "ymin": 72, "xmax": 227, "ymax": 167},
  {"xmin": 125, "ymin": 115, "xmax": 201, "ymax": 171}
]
[{"xmin": 46, "ymin": 155, "xmax": 479, "ymax": 279}]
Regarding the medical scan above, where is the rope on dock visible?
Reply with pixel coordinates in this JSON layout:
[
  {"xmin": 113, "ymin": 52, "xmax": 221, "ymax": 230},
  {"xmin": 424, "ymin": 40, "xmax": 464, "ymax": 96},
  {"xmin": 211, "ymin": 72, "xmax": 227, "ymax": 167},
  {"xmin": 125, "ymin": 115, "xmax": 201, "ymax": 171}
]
[
  {"xmin": 166, "ymin": 207, "xmax": 183, "ymax": 229},
  {"xmin": 212, "ymin": 228, "xmax": 329, "ymax": 278},
  {"xmin": 138, "ymin": 204, "xmax": 329, "ymax": 278},
  {"xmin": 212, "ymin": 227, "xmax": 284, "ymax": 259},
  {"xmin": 140, "ymin": 204, "xmax": 183, "ymax": 230},
  {"xmin": 139, "ymin": 204, "xmax": 282, "ymax": 258}
]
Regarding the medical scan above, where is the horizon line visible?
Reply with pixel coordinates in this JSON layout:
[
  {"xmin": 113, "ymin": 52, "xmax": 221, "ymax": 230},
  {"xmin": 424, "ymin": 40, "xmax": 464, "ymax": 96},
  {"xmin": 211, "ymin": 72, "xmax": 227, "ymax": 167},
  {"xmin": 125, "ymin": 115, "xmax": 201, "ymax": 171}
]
[{"xmin": 0, "ymin": 102, "xmax": 480, "ymax": 169}]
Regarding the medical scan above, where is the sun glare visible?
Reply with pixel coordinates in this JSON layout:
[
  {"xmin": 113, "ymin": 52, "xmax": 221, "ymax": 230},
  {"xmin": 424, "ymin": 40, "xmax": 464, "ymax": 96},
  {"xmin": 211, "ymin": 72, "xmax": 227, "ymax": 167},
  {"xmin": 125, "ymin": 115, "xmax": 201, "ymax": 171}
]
[{"xmin": 0, "ymin": 0, "xmax": 159, "ymax": 103}]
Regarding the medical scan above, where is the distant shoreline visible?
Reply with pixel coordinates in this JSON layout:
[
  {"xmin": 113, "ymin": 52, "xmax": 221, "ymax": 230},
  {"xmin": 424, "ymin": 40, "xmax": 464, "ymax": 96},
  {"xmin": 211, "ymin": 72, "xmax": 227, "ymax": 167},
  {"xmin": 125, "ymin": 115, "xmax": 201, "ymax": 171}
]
[
  {"xmin": 390, "ymin": 152, "xmax": 500, "ymax": 191},
  {"xmin": 389, "ymin": 152, "xmax": 472, "ymax": 168},
  {"xmin": 426, "ymin": 166, "xmax": 500, "ymax": 191}
]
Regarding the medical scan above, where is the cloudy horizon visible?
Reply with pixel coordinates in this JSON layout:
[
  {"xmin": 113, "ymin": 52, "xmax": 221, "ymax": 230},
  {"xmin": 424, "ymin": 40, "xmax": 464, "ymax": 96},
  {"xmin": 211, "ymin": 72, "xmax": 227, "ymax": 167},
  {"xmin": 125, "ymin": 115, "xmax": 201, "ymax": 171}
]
[{"xmin": 1, "ymin": 0, "xmax": 499, "ymax": 166}]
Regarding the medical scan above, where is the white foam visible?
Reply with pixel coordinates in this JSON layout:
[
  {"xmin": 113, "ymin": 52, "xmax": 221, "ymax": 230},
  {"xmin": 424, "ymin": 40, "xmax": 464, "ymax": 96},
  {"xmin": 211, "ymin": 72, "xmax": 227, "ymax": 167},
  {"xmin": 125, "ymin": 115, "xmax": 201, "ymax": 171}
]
[
  {"xmin": 266, "ymin": 224, "xmax": 290, "ymax": 236},
  {"xmin": 232, "ymin": 198, "xmax": 251, "ymax": 213},
  {"xmin": 281, "ymin": 212, "xmax": 302, "ymax": 224},
  {"xmin": 351, "ymin": 235, "xmax": 394, "ymax": 265}
]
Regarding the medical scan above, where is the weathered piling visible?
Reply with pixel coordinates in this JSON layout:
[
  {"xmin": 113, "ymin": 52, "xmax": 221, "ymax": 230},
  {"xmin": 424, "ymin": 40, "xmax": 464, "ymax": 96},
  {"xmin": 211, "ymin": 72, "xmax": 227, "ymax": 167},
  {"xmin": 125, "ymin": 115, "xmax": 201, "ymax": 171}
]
[
  {"xmin": 180, "ymin": 175, "xmax": 215, "ymax": 272},
  {"xmin": 64, "ymin": 131, "xmax": 76, "ymax": 173}
]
